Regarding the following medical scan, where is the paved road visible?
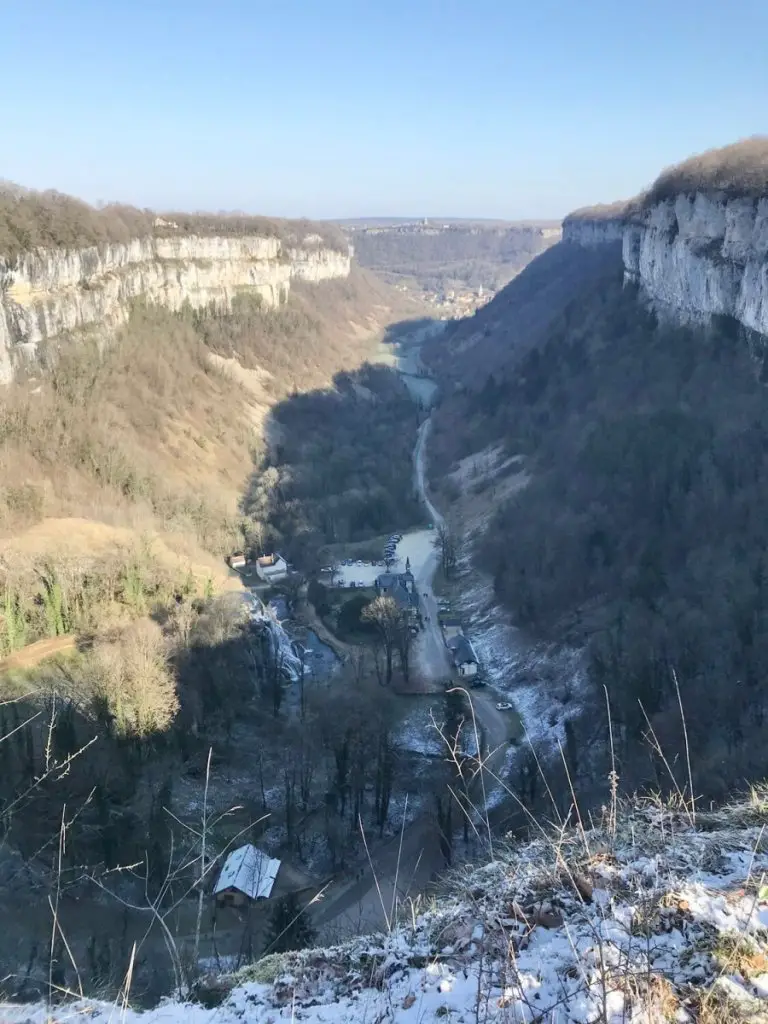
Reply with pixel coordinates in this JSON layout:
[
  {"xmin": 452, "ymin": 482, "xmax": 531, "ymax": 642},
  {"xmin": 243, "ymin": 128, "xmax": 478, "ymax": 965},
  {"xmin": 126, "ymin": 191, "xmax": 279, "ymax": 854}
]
[
  {"xmin": 312, "ymin": 407, "xmax": 512, "ymax": 938},
  {"xmin": 412, "ymin": 419, "xmax": 452, "ymax": 684},
  {"xmin": 413, "ymin": 418, "xmax": 510, "ymax": 767}
]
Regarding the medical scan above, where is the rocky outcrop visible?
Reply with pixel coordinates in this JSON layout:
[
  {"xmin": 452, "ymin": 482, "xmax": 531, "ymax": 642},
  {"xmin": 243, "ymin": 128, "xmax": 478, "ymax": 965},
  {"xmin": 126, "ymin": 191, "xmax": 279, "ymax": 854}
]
[
  {"xmin": 623, "ymin": 193, "xmax": 768, "ymax": 336},
  {"xmin": 0, "ymin": 234, "xmax": 351, "ymax": 381},
  {"xmin": 562, "ymin": 206, "xmax": 626, "ymax": 247},
  {"xmin": 564, "ymin": 191, "xmax": 768, "ymax": 338}
]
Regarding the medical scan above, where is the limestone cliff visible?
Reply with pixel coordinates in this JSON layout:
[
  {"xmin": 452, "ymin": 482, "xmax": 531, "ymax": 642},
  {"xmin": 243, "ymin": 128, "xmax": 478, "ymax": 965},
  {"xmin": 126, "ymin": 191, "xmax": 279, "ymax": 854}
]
[
  {"xmin": 622, "ymin": 193, "xmax": 768, "ymax": 336},
  {"xmin": 562, "ymin": 140, "xmax": 768, "ymax": 338},
  {"xmin": 0, "ymin": 233, "xmax": 351, "ymax": 381},
  {"xmin": 562, "ymin": 202, "xmax": 626, "ymax": 247}
]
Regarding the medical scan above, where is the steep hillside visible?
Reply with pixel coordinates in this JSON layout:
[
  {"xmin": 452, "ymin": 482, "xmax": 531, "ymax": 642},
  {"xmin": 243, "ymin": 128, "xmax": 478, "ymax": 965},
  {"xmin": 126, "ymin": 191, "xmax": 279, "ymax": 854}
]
[
  {"xmin": 0, "ymin": 188, "xmax": 427, "ymax": 650},
  {"xmin": 422, "ymin": 236, "xmax": 622, "ymax": 471},
  {"xmin": 0, "ymin": 187, "xmax": 350, "ymax": 382},
  {"xmin": 8, "ymin": 794, "xmax": 768, "ymax": 1023},
  {"xmin": 425, "ymin": 140, "xmax": 768, "ymax": 804}
]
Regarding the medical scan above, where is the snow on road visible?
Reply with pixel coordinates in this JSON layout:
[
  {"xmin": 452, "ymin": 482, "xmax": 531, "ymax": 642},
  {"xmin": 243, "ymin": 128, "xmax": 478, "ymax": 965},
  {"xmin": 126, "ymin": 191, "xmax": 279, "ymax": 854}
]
[{"xmin": 455, "ymin": 561, "xmax": 586, "ymax": 754}]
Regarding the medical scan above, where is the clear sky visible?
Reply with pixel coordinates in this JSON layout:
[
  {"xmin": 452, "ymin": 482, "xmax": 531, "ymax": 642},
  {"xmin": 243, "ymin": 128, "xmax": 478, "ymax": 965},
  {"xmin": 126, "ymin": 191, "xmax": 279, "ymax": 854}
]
[{"xmin": 2, "ymin": 0, "xmax": 766, "ymax": 220}]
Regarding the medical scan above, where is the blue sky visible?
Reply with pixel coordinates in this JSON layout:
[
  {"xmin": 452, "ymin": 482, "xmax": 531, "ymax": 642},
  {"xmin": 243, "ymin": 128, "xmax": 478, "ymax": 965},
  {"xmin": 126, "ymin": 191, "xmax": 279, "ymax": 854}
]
[{"xmin": 2, "ymin": 0, "xmax": 766, "ymax": 219}]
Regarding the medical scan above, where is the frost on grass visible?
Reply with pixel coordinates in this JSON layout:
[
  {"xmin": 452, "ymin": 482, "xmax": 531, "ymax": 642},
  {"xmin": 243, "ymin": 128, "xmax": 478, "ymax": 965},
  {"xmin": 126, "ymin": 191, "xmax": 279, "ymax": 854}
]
[
  {"xmin": 454, "ymin": 550, "xmax": 587, "ymax": 753},
  {"xmin": 8, "ymin": 792, "xmax": 768, "ymax": 1023}
]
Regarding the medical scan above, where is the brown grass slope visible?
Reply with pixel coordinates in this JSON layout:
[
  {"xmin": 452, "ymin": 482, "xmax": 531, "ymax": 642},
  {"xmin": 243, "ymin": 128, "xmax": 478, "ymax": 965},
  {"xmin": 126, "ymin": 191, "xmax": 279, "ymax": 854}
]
[{"xmin": 0, "ymin": 263, "xmax": 425, "ymax": 651}]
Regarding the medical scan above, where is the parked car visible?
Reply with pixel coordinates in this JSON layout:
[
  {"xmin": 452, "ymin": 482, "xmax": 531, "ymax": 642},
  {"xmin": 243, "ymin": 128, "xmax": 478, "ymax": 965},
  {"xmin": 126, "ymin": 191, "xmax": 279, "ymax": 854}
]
[
  {"xmin": 357, "ymin": 580, "xmax": 365, "ymax": 587},
  {"xmin": 349, "ymin": 581, "xmax": 357, "ymax": 588},
  {"xmin": 495, "ymin": 702, "xmax": 514, "ymax": 711}
]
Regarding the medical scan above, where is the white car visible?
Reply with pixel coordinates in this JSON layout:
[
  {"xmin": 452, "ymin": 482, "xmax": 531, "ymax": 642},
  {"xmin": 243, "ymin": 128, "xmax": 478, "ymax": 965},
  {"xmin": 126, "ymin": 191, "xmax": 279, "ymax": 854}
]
[{"xmin": 495, "ymin": 702, "xmax": 514, "ymax": 712}]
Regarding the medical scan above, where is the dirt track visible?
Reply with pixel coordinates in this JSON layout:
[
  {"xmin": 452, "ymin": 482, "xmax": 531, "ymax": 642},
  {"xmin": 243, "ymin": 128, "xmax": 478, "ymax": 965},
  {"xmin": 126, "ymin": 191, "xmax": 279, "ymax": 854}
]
[{"xmin": 0, "ymin": 634, "xmax": 78, "ymax": 673}]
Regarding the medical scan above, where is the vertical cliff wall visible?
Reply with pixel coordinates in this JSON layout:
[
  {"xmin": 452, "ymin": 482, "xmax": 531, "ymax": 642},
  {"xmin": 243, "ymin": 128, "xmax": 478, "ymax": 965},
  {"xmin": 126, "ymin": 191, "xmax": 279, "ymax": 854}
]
[
  {"xmin": 562, "ymin": 140, "xmax": 768, "ymax": 339},
  {"xmin": 621, "ymin": 194, "xmax": 768, "ymax": 336},
  {"xmin": 0, "ymin": 234, "xmax": 351, "ymax": 381}
]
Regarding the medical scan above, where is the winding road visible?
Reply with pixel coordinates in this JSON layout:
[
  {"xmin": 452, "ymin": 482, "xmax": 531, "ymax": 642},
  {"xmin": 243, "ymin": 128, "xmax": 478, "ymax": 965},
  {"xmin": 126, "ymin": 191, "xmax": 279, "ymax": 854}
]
[
  {"xmin": 312, "ymin": 358, "xmax": 511, "ymax": 940},
  {"xmin": 413, "ymin": 418, "xmax": 510, "ymax": 771}
]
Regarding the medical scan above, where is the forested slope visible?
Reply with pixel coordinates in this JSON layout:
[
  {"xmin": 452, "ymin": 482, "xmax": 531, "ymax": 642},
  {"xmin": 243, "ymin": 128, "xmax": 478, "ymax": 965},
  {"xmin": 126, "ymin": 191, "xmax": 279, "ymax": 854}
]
[{"xmin": 429, "ymin": 236, "xmax": 768, "ymax": 799}]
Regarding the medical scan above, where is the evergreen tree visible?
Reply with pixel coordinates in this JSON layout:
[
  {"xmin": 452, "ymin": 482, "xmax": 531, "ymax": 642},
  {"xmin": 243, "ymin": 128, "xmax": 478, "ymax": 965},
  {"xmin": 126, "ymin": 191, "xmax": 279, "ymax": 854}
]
[{"xmin": 266, "ymin": 892, "xmax": 315, "ymax": 953}]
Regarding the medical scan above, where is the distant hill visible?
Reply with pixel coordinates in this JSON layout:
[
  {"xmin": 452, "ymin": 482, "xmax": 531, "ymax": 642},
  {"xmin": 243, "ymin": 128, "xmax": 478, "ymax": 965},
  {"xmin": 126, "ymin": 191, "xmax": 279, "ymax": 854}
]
[{"xmin": 339, "ymin": 218, "xmax": 561, "ymax": 294}]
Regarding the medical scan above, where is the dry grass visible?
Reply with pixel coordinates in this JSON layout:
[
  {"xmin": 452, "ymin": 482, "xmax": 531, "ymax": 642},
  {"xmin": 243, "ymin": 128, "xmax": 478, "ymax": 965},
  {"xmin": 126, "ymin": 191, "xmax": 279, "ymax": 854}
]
[
  {"xmin": 0, "ymin": 266, "xmax": 426, "ymax": 648},
  {"xmin": 644, "ymin": 135, "xmax": 768, "ymax": 205},
  {"xmin": 564, "ymin": 199, "xmax": 632, "ymax": 222},
  {"xmin": 0, "ymin": 186, "xmax": 347, "ymax": 261}
]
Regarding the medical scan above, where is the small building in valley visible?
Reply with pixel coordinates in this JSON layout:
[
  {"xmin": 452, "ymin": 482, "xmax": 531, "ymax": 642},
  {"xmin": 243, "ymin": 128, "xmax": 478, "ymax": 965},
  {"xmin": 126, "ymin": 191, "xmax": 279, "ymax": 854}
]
[
  {"xmin": 228, "ymin": 552, "xmax": 247, "ymax": 570},
  {"xmin": 447, "ymin": 635, "xmax": 479, "ymax": 677},
  {"xmin": 375, "ymin": 571, "xmax": 419, "ymax": 619},
  {"xmin": 439, "ymin": 615, "xmax": 463, "ymax": 642},
  {"xmin": 255, "ymin": 553, "xmax": 288, "ymax": 583},
  {"xmin": 214, "ymin": 845, "xmax": 281, "ymax": 908}
]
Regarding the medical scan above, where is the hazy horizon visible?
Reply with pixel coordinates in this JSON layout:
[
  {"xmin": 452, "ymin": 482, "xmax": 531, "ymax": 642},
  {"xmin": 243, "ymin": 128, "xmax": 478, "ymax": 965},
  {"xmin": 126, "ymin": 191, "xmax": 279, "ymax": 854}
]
[{"xmin": 3, "ymin": 0, "xmax": 766, "ymax": 220}]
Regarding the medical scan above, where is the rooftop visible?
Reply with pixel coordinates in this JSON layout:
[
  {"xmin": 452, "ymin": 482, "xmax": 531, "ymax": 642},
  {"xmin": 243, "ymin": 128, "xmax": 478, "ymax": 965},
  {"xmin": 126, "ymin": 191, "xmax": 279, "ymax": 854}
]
[
  {"xmin": 214, "ymin": 844, "xmax": 281, "ymax": 900},
  {"xmin": 447, "ymin": 634, "xmax": 478, "ymax": 666}
]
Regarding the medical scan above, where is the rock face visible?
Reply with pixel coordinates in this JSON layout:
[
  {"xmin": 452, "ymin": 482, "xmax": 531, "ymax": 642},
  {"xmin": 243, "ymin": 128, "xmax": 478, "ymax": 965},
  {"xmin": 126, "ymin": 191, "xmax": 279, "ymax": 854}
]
[
  {"xmin": 565, "ymin": 193, "xmax": 768, "ymax": 338},
  {"xmin": 623, "ymin": 194, "xmax": 768, "ymax": 336},
  {"xmin": 562, "ymin": 215, "xmax": 625, "ymax": 247},
  {"xmin": 0, "ymin": 234, "xmax": 351, "ymax": 381}
]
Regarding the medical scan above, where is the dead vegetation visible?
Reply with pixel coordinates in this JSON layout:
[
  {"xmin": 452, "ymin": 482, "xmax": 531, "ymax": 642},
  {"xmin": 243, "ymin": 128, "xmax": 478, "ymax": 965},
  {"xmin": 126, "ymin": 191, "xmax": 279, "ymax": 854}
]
[
  {"xmin": 563, "ymin": 199, "xmax": 632, "ymax": 222},
  {"xmin": 0, "ymin": 264, "xmax": 423, "ymax": 660},
  {"xmin": 644, "ymin": 135, "xmax": 768, "ymax": 204},
  {"xmin": 0, "ymin": 186, "xmax": 346, "ymax": 262}
]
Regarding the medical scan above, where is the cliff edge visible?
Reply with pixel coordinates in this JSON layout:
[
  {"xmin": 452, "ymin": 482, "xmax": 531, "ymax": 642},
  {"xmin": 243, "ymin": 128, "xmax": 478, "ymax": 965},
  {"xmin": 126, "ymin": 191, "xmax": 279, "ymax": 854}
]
[
  {"xmin": 0, "ymin": 191, "xmax": 351, "ymax": 381},
  {"xmin": 6, "ymin": 794, "xmax": 768, "ymax": 1023},
  {"xmin": 563, "ymin": 137, "xmax": 768, "ymax": 338}
]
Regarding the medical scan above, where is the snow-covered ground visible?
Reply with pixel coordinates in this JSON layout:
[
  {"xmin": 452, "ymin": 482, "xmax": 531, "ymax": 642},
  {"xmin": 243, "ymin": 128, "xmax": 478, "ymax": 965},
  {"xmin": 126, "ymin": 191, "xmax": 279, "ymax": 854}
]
[
  {"xmin": 11, "ymin": 795, "xmax": 768, "ymax": 1023},
  {"xmin": 454, "ymin": 550, "xmax": 586, "ymax": 755}
]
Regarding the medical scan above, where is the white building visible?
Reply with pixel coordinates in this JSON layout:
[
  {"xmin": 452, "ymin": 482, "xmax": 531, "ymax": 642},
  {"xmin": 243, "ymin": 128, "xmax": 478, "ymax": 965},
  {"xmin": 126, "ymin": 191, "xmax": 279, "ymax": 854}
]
[
  {"xmin": 448, "ymin": 635, "xmax": 479, "ymax": 677},
  {"xmin": 255, "ymin": 553, "xmax": 288, "ymax": 583},
  {"xmin": 214, "ymin": 844, "xmax": 281, "ymax": 908}
]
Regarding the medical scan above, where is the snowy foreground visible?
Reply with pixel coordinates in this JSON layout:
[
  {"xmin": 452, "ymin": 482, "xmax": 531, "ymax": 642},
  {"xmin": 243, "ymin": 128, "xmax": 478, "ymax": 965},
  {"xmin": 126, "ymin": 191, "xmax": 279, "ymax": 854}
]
[{"xmin": 7, "ymin": 796, "xmax": 768, "ymax": 1023}]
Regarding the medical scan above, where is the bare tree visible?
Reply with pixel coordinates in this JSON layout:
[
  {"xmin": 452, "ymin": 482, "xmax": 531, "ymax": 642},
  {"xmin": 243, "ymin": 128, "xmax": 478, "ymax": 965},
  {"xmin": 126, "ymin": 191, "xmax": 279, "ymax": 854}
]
[
  {"xmin": 361, "ymin": 596, "xmax": 402, "ymax": 686},
  {"xmin": 89, "ymin": 621, "xmax": 179, "ymax": 737},
  {"xmin": 436, "ymin": 525, "xmax": 458, "ymax": 580}
]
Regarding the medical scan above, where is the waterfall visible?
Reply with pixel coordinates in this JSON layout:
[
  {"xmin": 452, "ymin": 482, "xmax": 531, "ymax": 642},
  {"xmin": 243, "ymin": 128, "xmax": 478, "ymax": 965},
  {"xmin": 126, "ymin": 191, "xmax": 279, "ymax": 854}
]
[{"xmin": 244, "ymin": 592, "xmax": 305, "ymax": 682}]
